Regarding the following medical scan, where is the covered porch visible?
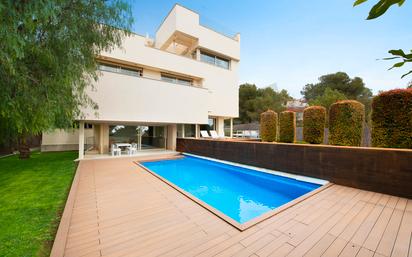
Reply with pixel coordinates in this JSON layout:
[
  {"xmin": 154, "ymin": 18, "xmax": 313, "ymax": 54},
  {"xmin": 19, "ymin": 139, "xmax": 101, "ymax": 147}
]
[
  {"xmin": 78, "ymin": 122, "xmax": 179, "ymax": 160},
  {"xmin": 78, "ymin": 116, "xmax": 233, "ymax": 160},
  {"xmin": 77, "ymin": 117, "xmax": 235, "ymax": 159}
]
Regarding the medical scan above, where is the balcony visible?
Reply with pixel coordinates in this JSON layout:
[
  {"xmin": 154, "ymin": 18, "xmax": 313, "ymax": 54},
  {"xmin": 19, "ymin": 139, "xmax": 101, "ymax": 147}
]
[
  {"xmin": 82, "ymin": 71, "xmax": 209, "ymax": 124},
  {"xmin": 155, "ymin": 4, "xmax": 240, "ymax": 61}
]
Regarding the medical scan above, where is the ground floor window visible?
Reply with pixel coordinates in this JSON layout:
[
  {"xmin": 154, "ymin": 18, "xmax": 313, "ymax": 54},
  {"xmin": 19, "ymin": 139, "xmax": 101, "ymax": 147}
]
[
  {"xmin": 177, "ymin": 124, "xmax": 184, "ymax": 138},
  {"xmin": 184, "ymin": 124, "xmax": 196, "ymax": 137},
  {"xmin": 109, "ymin": 125, "xmax": 166, "ymax": 150},
  {"xmin": 199, "ymin": 118, "xmax": 216, "ymax": 134},
  {"xmin": 109, "ymin": 125, "xmax": 138, "ymax": 145},
  {"xmin": 224, "ymin": 119, "xmax": 232, "ymax": 137}
]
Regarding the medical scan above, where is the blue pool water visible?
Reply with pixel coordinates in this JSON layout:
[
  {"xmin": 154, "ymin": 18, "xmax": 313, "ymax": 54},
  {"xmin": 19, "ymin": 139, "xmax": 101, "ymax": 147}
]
[{"xmin": 141, "ymin": 155, "xmax": 321, "ymax": 224}]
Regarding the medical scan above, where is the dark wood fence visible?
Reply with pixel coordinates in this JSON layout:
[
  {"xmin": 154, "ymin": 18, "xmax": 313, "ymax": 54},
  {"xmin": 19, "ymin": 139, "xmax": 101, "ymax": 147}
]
[{"xmin": 177, "ymin": 138, "xmax": 412, "ymax": 198}]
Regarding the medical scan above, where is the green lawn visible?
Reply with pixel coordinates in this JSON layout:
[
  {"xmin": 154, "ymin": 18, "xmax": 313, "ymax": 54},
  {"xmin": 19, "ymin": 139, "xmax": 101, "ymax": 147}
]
[{"xmin": 0, "ymin": 151, "xmax": 77, "ymax": 257}]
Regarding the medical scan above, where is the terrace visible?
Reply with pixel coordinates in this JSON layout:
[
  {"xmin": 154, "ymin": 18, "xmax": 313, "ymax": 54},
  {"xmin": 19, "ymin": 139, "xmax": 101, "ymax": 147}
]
[{"xmin": 51, "ymin": 151, "xmax": 411, "ymax": 257}]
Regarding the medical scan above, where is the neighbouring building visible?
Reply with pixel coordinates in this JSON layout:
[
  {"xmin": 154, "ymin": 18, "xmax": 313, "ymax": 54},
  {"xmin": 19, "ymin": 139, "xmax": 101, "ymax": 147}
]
[
  {"xmin": 286, "ymin": 99, "xmax": 308, "ymax": 123},
  {"xmin": 233, "ymin": 122, "xmax": 259, "ymax": 138},
  {"xmin": 41, "ymin": 4, "xmax": 240, "ymax": 159}
]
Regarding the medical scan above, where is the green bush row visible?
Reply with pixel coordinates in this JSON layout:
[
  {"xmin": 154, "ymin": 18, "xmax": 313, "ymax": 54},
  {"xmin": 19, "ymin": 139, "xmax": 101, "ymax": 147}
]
[{"xmin": 260, "ymin": 89, "xmax": 412, "ymax": 149}]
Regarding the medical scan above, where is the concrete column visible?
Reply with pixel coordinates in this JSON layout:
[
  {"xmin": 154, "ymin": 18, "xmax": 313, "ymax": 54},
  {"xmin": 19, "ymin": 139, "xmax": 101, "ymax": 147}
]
[
  {"xmin": 98, "ymin": 125, "xmax": 103, "ymax": 154},
  {"xmin": 93, "ymin": 124, "xmax": 101, "ymax": 152},
  {"xmin": 101, "ymin": 124, "xmax": 109, "ymax": 154},
  {"xmin": 78, "ymin": 121, "xmax": 85, "ymax": 159},
  {"xmin": 196, "ymin": 48, "xmax": 201, "ymax": 61},
  {"xmin": 182, "ymin": 124, "xmax": 185, "ymax": 138},
  {"xmin": 217, "ymin": 117, "xmax": 225, "ymax": 137},
  {"xmin": 166, "ymin": 124, "xmax": 177, "ymax": 151},
  {"xmin": 195, "ymin": 124, "xmax": 200, "ymax": 139},
  {"xmin": 230, "ymin": 118, "xmax": 234, "ymax": 138}
]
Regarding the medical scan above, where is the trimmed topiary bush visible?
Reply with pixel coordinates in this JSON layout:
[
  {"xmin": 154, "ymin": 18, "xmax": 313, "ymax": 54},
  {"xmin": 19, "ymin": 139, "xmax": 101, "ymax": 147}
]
[
  {"xmin": 303, "ymin": 106, "xmax": 326, "ymax": 144},
  {"xmin": 260, "ymin": 109, "xmax": 278, "ymax": 142},
  {"xmin": 279, "ymin": 111, "xmax": 296, "ymax": 143},
  {"xmin": 329, "ymin": 100, "xmax": 365, "ymax": 146},
  {"xmin": 371, "ymin": 88, "xmax": 412, "ymax": 148}
]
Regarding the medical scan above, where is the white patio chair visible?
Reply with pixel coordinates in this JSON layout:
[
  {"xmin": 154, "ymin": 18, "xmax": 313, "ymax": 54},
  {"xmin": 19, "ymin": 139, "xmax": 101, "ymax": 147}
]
[
  {"xmin": 200, "ymin": 130, "xmax": 210, "ymax": 138},
  {"xmin": 210, "ymin": 130, "xmax": 221, "ymax": 139},
  {"xmin": 111, "ymin": 144, "xmax": 121, "ymax": 156},
  {"xmin": 127, "ymin": 143, "xmax": 138, "ymax": 155}
]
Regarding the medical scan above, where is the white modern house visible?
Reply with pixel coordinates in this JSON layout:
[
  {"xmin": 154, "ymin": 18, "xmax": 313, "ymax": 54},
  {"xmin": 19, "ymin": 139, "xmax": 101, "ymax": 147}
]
[{"xmin": 41, "ymin": 4, "xmax": 240, "ymax": 159}]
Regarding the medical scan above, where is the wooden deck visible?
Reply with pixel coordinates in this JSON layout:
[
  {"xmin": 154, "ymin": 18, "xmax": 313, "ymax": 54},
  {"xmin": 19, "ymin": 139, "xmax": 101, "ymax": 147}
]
[{"xmin": 52, "ymin": 156, "xmax": 412, "ymax": 257}]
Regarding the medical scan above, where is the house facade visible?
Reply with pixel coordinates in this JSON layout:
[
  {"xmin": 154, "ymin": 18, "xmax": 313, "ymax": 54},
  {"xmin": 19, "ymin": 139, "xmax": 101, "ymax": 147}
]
[
  {"xmin": 41, "ymin": 4, "xmax": 240, "ymax": 159},
  {"xmin": 286, "ymin": 99, "xmax": 308, "ymax": 123}
]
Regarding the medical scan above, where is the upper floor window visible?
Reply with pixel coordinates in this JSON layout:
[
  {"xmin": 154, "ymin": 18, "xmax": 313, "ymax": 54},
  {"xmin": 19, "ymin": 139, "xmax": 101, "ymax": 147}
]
[
  {"xmin": 161, "ymin": 73, "xmax": 193, "ymax": 86},
  {"xmin": 98, "ymin": 63, "xmax": 142, "ymax": 77},
  {"xmin": 200, "ymin": 51, "xmax": 230, "ymax": 69}
]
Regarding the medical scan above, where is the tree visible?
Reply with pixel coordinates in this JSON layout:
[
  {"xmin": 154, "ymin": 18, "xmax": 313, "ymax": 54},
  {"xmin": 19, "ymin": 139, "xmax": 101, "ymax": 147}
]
[
  {"xmin": 301, "ymin": 72, "xmax": 372, "ymax": 101},
  {"xmin": 239, "ymin": 84, "xmax": 259, "ymax": 123},
  {"xmin": 309, "ymin": 88, "xmax": 347, "ymax": 111},
  {"xmin": 301, "ymin": 72, "xmax": 373, "ymax": 122},
  {"xmin": 238, "ymin": 84, "xmax": 291, "ymax": 123},
  {"xmin": 0, "ymin": 1, "xmax": 133, "ymax": 158},
  {"xmin": 354, "ymin": 0, "xmax": 411, "ymax": 78}
]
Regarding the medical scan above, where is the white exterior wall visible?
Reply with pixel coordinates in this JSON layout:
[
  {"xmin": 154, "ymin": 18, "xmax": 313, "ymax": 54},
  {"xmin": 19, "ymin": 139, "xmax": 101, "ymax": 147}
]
[
  {"xmin": 83, "ymin": 71, "xmax": 209, "ymax": 124},
  {"xmin": 41, "ymin": 129, "xmax": 94, "ymax": 152},
  {"xmin": 89, "ymin": 32, "xmax": 239, "ymax": 120}
]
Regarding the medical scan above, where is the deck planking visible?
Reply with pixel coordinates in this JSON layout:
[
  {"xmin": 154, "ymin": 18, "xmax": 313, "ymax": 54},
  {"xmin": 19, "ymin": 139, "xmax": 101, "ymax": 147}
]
[{"xmin": 52, "ymin": 156, "xmax": 412, "ymax": 257}]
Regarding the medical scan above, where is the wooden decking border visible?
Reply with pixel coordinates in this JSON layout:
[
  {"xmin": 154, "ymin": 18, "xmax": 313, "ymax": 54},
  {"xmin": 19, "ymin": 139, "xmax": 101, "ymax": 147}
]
[
  {"xmin": 136, "ymin": 158, "xmax": 332, "ymax": 231},
  {"xmin": 50, "ymin": 161, "xmax": 82, "ymax": 257}
]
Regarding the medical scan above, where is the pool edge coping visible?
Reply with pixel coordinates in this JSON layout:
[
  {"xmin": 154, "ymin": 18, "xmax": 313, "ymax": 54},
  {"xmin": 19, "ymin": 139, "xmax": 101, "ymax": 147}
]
[
  {"xmin": 182, "ymin": 153, "xmax": 329, "ymax": 186},
  {"xmin": 134, "ymin": 155, "xmax": 333, "ymax": 231}
]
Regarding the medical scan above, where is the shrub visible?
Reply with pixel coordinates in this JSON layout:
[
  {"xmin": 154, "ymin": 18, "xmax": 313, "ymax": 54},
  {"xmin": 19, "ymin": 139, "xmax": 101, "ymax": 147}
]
[
  {"xmin": 329, "ymin": 100, "xmax": 365, "ymax": 146},
  {"xmin": 371, "ymin": 88, "xmax": 412, "ymax": 148},
  {"xmin": 303, "ymin": 106, "xmax": 326, "ymax": 144},
  {"xmin": 260, "ymin": 109, "xmax": 278, "ymax": 142},
  {"xmin": 279, "ymin": 111, "xmax": 296, "ymax": 143}
]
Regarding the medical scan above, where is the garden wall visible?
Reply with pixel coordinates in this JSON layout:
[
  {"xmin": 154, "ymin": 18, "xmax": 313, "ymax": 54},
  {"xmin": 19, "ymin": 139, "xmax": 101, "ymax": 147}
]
[{"xmin": 176, "ymin": 138, "xmax": 412, "ymax": 198}]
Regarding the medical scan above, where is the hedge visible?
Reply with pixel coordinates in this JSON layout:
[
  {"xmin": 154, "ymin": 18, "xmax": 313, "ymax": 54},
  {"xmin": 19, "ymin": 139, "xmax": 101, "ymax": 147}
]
[
  {"xmin": 303, "ymin": 106, "xmax": 326, "ymax": 144},
  {"xmin": 371, "ymin": 88, "xmax": 412, "ymax": 148},
  {"xmin": 260, "ymin": 109, "xmax": 278, "ymax": 142},
  {"xmin": 329, "ymin": 100, "xmax": 365, "ymax": 146},
  {"xmin": 279, "ymin": 111, "xmax": 296, "ymax": 143}
]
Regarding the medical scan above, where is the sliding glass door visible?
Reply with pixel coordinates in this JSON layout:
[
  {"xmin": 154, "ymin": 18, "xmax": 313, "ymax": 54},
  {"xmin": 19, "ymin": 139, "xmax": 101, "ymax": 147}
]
[{"xmin": 109, "ymin": 125, "xmax": 166, "ymax": 152}]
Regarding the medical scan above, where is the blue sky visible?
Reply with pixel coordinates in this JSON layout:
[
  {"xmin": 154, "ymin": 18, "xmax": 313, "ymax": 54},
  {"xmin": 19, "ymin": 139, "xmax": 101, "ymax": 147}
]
[{"xmin": 130, "ymin": 0, "xmax": 412, "ymax": 98}]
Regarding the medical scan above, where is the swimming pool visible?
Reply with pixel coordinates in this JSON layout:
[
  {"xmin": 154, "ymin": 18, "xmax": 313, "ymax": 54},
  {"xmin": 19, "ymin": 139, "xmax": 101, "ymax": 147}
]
[{"xmin": 140, "ymin": 154, "xmax": 326, "ymax": 229}]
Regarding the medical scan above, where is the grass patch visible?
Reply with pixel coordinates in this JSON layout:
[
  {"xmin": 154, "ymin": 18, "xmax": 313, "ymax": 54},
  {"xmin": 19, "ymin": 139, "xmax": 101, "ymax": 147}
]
[{"xmin": 0, "ymin": 151, "xmax": 77, "ymax": 257}]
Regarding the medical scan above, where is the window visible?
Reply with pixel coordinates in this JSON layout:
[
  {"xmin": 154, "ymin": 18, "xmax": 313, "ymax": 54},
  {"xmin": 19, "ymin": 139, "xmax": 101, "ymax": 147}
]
[
  {"xmin": 177, "ymin": 124, "xmax": 184, "ymax": 138},
  {"xmin": 200, "ymin": 51, "xmax": 230, "ymax": 69},
  {"xmin": 184, "ymin": 124, "xmax": 196, "ymax": 137},
  {"xmin": 177, "ymin": 124, "xmax": 196, "ymax": 138},
  {"xmin": 224, "ymin": 119, "xmax": 231, "ymax": 137},
  {"xmin": 200, "ymin": 52, "xmax": 216, "ymax": 65},
  {"xmin": 98, "ymin": 63, "xmax": 142, "ymax": 77},
  {"xmin": 84, "ymin": 123, "xmax": 93, "ymax": 129},
  {"xmin": 72, "ymin": 122, "xmax": 93, "ymax": 129},
  {"xmin": 200, "ymin": 118, "xmax": 216, "ymax": 134},
  {"xmin": 161, "ymin": 73, "xmax": 193, "ymax": 86}
]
